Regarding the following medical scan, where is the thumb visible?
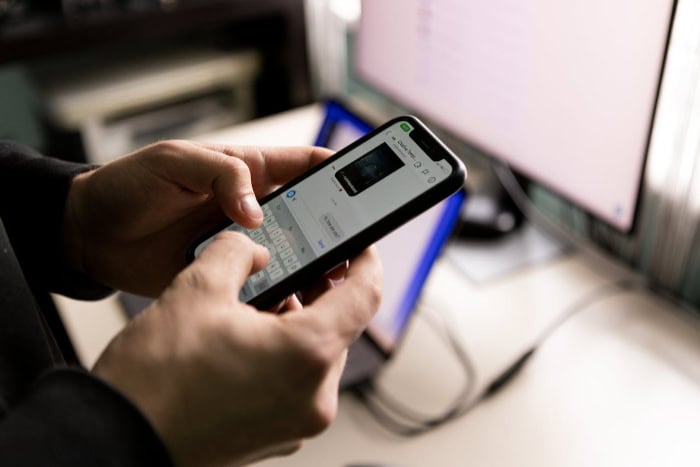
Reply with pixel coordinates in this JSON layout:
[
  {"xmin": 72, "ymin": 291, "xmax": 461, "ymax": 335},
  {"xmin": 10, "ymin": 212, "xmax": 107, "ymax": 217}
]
[
  {"xmin": 142, "ymin": 140, "xmax": 264, "ymax": 228},
  {"xmin": 189, "ymin": 231, "xmax": 269, "ymax": 294}
]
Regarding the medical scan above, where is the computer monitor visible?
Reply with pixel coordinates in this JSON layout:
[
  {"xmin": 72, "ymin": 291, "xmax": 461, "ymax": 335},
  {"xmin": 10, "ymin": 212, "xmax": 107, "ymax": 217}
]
[{"xmin": 356, "ymin": 0, "xmax": 675, "ymax": 232}]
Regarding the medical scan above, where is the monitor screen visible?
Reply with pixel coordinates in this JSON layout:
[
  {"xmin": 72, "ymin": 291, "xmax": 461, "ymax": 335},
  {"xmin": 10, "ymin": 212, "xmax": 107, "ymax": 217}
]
[{"xmin": 356, "ymin": 0, "xmax": 674, "ymax": 231}]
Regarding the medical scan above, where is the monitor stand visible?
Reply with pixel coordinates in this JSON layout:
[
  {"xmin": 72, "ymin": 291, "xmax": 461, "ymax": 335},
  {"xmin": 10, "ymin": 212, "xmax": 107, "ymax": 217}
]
[
  {"xmin": 449, "ymin": 168, "xmax": 567, "ymax": 282},
  {"xmin": 455, "ymin": 189, "xmax": 523, "ymax": 239},
  {"xmin": 446, "ymin": 219, "xmax": 567, "ymax": 284}
]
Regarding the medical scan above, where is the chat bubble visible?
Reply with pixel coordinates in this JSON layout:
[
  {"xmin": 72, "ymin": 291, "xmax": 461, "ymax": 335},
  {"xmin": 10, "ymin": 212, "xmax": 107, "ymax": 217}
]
[{"xmin": 319, "ymin": 213, "xmax": 344, "ymax": 241}]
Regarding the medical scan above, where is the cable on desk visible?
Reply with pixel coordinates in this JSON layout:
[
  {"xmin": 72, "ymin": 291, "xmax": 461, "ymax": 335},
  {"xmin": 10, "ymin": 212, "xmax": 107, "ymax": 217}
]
[
  {"xmin": 353, "ymin": 308, "xmax": 478, "ymax": 436},
  {"xmin": 493, "ymin": 161, "xmax": 700, "ymax": 342},
  {"xmin": 354, "ymin": 278, "xmax": 639, "ymax": 437},
  {"xmin": 356, "ymin": 161, "xmax": 688, "ymax": 436}
]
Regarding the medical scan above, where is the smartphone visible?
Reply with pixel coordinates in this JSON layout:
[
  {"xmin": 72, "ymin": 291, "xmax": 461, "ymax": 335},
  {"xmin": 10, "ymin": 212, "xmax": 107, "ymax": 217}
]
[{"xmin": 189, "ymin": 116, "xmax": 466, "ymax": 309}]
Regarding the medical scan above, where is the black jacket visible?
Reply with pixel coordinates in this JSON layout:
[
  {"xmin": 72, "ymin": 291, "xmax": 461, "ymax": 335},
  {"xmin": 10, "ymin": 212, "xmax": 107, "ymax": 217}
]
[{"xmin": 0, "ymin": 141, "xmax": 172, "ymax": 466}]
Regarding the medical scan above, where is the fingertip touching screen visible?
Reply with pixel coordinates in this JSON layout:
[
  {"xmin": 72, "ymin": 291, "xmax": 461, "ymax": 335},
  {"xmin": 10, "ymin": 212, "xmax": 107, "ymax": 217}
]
[{"xmin": 195, "ymin": 118, "xmax": 455, "ymax": 305}]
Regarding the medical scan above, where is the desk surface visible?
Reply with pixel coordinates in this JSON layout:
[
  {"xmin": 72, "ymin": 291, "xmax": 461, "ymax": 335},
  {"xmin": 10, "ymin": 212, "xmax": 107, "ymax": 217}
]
[{"xmin": 55, "ymin": 105, "xmax": 700, "ymax": 467}]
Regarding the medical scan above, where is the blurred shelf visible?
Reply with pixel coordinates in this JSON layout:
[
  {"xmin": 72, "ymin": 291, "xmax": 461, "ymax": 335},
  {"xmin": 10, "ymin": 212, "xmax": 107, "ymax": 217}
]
[{"xmin": 0, "ymin": 1, "xmax": 304, "ymax": 64}]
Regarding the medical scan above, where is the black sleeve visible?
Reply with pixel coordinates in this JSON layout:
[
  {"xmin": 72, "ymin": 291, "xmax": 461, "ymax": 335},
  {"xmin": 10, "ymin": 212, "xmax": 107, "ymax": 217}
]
[
  {"xmin": 0, "ymin": 368, "xmax": 173, "ymax": 466},
  {"xmin": 0, "ymin": 141, "xmax": 112, "ymax": 299}
]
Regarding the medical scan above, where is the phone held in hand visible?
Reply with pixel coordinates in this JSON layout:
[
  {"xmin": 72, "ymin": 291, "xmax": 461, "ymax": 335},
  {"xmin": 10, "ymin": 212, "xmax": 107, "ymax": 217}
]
[{"xmin": 189, "ymin": 116, "xmax": 467, "ymax": 310}]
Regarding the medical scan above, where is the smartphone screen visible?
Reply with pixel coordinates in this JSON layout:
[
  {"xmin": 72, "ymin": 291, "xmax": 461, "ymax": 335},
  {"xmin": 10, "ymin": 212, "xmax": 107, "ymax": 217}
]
[{"xmin": 193, "ymin": 118, "xmax": 462, "ymax": 306}]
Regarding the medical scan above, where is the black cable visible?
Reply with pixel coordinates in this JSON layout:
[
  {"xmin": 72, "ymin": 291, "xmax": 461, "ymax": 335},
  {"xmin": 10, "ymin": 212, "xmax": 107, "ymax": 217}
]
[
  {"xmin": 356, "ymin": 160, "xmax": 651, "ymax": 437},
  {"xmin": 353, "ymin": 309, "xmax": 478, "ymax": 436},
  {"xmin": 369, "ymin": 311, "xmax": 476, "ymax": 419},
  {"xmin": 493, "ymin": 160, "xmax": 700, "ymax": 351},
  {"xmin": 354, "ymin": 313, "xmax": 476, "ymax": 437},
  {"xmin": 354, "ymin": 278, "xmax": 639, "ymax": 437}
]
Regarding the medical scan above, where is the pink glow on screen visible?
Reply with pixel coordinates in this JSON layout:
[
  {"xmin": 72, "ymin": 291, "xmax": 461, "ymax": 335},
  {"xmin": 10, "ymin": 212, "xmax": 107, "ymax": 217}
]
[{"xmin": 357, "ymin": 0, "xmax": 673, "ymax": 231}]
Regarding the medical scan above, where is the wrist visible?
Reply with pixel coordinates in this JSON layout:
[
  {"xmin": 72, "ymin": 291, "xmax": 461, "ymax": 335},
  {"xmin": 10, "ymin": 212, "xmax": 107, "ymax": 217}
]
[{"xmin": 62, "ymin": 170, "xmax": 93, "ymax": 276}]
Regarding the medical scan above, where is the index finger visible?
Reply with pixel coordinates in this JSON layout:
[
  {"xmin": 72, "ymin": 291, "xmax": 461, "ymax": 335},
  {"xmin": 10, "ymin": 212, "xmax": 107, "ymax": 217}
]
[
  {"xmin": 135, "ymin": 140, "xmax": 263, "ymax": 228},
  {"xmin": 249, "ymin": 146, "xmax": 334, "ymax": 186},
  {"xmin": 186, "ymin": 231, "xmax": 269, "ymax": 295},
  {"xmin": 285, "ymin": 247, "xmax": 383, "ymax": 352},
  {"xmin": 194, "ymin": 143, "xmax": 334, "ymax": 195}
]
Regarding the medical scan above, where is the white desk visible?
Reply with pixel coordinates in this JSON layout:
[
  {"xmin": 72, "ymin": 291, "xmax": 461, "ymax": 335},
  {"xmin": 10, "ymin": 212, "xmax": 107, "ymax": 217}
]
[{"xmin": 56, "ymin": 105, "xmax": 700, "ymax": 467}]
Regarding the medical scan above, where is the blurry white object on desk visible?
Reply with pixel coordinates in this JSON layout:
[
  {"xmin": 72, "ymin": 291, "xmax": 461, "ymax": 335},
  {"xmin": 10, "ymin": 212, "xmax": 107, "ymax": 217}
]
[
  {"xmin": 37, "ymin": 48, "xmax": 261, "ymax": 164},
  {"xmin": 447, "ymin": 222, "xmax": 566, "ymax": 283}
]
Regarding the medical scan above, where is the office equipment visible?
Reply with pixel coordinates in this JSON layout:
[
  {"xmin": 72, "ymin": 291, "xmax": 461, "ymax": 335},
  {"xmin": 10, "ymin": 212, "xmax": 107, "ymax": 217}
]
[
  {"xmin": 308, "ymin": 101, "xmax": 466, "ymax": 388},
  {"xmin": 356, "ymin": 0, "xmax": 674, "ymax": 233},
  {"xmin": 37, "ymin": 48, "xmax": 261, "ymax": 164},
  {"xmin": 2, "ymin": 0, "xmax": 312, "ymax": 167}
]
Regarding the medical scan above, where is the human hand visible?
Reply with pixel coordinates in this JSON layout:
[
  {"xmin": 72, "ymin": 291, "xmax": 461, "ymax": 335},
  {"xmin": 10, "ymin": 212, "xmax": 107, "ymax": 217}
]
[
  {"xmin": 63, "ymin": 140, "xmax": 332, "ymax": 296},
  {"xmin": 93, "ymin": 231, "xmax": 382, "ymax": 467}
]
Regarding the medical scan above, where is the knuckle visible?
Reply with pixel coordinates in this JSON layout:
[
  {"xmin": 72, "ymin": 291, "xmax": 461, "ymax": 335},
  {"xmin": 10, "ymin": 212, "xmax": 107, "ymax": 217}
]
[
  {"xmin": 351, "ymin": 272, "xmax": 382, "ymax": 315},
  {"xmin": 295, "ymin": 342, "xmax": 333, "ymax": 377},
  {"xmin": 300, "ymin": 393, "xmax": 337, "ymax": 436},
  {"xmin": 214, "ymin": 229, "xmax": 246, "ymax": 243},
  {"xmin": 365, "ymin": 278, "xmax": 383, "ymax": 311},
  {"xmin": 141, "ymin": 140, "xmax": 191, "ymax": 166},
  {"xmin": 150, "ymin": 139, "xmax": 186, "ymax": 156},
  {"xmin": 201, "ymin": 308, "xmax": 237, "ymax": 339},
  {"xmin": 275, "ymin": 325, "xmax": 341, "ymax": 436},
  {"xmin": 281, "ymin": 328, "xmax": 335, "ymax": 379},
  {"xmin": 223, "ymin": 153, "xmax": 250, "ymax": 174},
  {"xmin": 175, "ymin": 264, "xmax": 213, "ymax": 293}
]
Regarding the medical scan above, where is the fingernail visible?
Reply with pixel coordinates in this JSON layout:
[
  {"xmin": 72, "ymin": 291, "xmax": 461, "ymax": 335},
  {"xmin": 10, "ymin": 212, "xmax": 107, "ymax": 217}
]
[{"xmin": 241, "ymin": 194, "xmax": 263, "ymax": 220}]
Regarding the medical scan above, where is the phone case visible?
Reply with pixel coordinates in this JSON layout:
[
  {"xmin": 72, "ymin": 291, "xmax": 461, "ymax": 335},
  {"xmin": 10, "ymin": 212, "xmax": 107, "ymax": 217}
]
[{"xmin": 188, "ymin": 115, "xmax": 466, "ymax": 309}]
